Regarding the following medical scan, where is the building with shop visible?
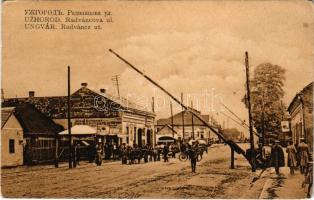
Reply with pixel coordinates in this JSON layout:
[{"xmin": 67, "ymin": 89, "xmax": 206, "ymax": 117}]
[
  {"xmin": 12, "ymin": 103, "xmax": 63, "ymax": 164},
  {"xmin": 3, "ymin": 83, "xmax": 156, "ymax": 147},
  {"xmin": 1, "ymin": 107, "xmax": 24, "ymax": 167},
  {"xmin": 156, "ymin": 109, "xmax": 219, "ymax": 143},
  {"xmin": 287, "ymin": 82, "xmax": 313, "ymax": 150},
  {"xmin": 1, "ymin": 104, "xmax": 64, "ymax": 165}
]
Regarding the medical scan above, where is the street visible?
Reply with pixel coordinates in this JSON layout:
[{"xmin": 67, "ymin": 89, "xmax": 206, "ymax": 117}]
[
  {"xmin": 1, "ymin": 144, "xmax": 308, "ymax": 198},
  {"xmin": 1, "ymin": 144, "xmax": 259, "ymax": 198}
]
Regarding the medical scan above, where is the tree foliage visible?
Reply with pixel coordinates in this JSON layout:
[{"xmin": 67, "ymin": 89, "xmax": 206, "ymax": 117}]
[
  {"xmin": 242, "ymin": 63, "xmax": 286, "ymax": 136},
  {"xmin": 222, "ymin": 128, "xmax": 242, "ymax": 141}
]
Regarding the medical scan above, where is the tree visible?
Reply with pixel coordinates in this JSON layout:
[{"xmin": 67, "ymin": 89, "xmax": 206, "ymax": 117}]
[
  {"xmin": 222, "ymin": 128, "xmax": 242, "ymax": 141},
  {"xmin": 242, "ymin": 63, "xmax": 286, "ymax": 143}
]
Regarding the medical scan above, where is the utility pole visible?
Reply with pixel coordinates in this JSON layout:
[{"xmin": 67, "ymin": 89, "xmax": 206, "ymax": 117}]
[
  {"xmin": 111, "ymin": 75, "xmax": 121, "ymax": 98},
  {"xmin": 67, "ymin": 66, "xmax": 73, "ymax": 169},
  {"xmin": 152, "ymin": 97, "xmax": 155, "ymax": 147},
  {"xmin": 181, "ymin": 93, "xmax": 185, "ymax": 141},
  {"xmin": 261, "ymin": 98, "xmax": 265, "ymax": 146},
  {"xmin": 152, "ymin": 97, "xmax": 155, "ymax": 113},
  {"xmin": 245, "ymin": 51, "xmax": 256, "ymax": 172},
  {"xmin": 230, "ymin": 148, "xmax": 235, "ymax": 169},
  {"xmin": 170, "ymin": 102, "xmax": 174, "ymax": 137},
  {"xmin": 191, "ymin": 101, "xmax": 195, "ymax": 140},
  {"xmin": 1, "ymin": 88, "xmax": 4, "ymax": 103}
]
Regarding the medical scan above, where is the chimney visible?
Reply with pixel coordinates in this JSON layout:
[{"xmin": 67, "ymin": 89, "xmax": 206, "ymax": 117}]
[
  {"xmin": 100, "ymin": 88, "xmax": 106, "ymax": 94},
  {"xmin": 81, "ymin": 82, "xmax": 88, "ymax": 87},
  {"xmin": 29, "ymin": 91, "xmax": 35, "ymax": 98}
]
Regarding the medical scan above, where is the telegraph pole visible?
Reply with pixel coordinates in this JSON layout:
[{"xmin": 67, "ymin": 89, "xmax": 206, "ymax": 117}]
[
  {"xmin": 261, "ymin": 99, "xmax": 265, "ymax": 146},
  {"xmin": 152, "ymin": 97, "xmax": 155, "ymax": 147},
  {"xmin": 111, "ymin": 75, "xmax": 121, "ymax": 98},
  {"xmin": 181, "ymin": 93, "xmax": 185, "ymax": 141},
  {"xmin": 191, "ymin": 101, "xmax": 195, "ymax": 140},
  {"xmin": 67, "ymin": 66, "xmax": 73, "ymax": 169},
  {"xmin": 152, "ymin": 97, "xmax": 155, "ymax": 113},
  {"xmin": 170, "ymin": 102, "xmax": 174, "ymax": 137},
  {"xmin": 245, "ymin": 52, "xmax": 256, "ymax": 172}
]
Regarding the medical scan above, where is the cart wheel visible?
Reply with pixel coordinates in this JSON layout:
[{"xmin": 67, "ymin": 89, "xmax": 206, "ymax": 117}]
[{"xmin": 179, "ymin": 153, "xmax": 188, "ymax": 162}]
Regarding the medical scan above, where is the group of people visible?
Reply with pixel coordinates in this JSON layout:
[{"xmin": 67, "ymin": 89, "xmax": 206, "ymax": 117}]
[
  {"xmin": 84, "ymin": 140, "xmax": 207, "ymax": 174},
  {"xmin": 85, "ymin": 142, "xmax": 180, "ymax": 165},
  {"xmin": 258, "ymin": 139, "xmax": 312, "ymax": 197},
  {"xmin": 120, "ymin": 143, "xmax": 164, "ymax": 164}
]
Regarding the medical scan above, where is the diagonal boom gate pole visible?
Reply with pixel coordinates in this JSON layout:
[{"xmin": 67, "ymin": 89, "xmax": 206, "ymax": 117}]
[{"xmin": 108, "ymin": 49, "xmax": 252, "ymax": 164}]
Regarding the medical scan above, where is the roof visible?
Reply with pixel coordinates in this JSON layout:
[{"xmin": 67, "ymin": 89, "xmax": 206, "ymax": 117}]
[
  {"xmin": 157, "ymin": 124, "xmax": 178, "ymax": 134},
  {"xmin": 287, "ymin": 82, "xmax": 313, "ymax": 113},
  {"xmin": 59, "ymin": 125, "xmax": 97, "ymax": 135},
  {"xmin": 157, "ymin": 110, "xmax": 209, "ymax": 126},
  {"xmin": 1, "ymin": 107, "xmax": 15, "ymax": 128},
  {"xmin": 13, "ymin": 103, "xmax": 64, "ymax": 136},
  {"xmin": 93, "ymin": 88, "xmax": 155, "ymax": 116},
  {"xmin": 3, "ymin": 86, "xmax": 155, "ymax": 119}
]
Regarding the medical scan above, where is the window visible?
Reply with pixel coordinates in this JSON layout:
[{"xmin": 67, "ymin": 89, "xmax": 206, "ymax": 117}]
[{"xmin": 9, "ymin": 139, "xmax": 15, "ymax": 154}]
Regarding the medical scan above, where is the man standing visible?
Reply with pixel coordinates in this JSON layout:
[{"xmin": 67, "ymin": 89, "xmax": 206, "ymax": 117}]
[
  {"xmin": 262, "ymin": 143, "xmax": 271, "ymax": 168},
  {"xmin": 298, "ymin": 139, "xmax": 310, "ymax": 174},
  {"xmin": 143, "ymin": 144, "xmax": 149, "ymax": 163},
  {"xmin": 189, "ymin": 145, "xmax": 197, "ymax": 173},
  {"xmin": 163, "ymin": 144, "xmax": 169, "ymax": 162},
  {"xmin": 95, "ymin": 142, "xmax": 103, "ymax": 166},
  {"xmin": 286, "ymin": 141, "xmax": 297, "ymax": 174},
  {"xmin": 76, "ymin": 142, "xmax": 80, "ymax": 165},
  {"xmin": 271, "ymin": 140, "xmax": 285, "ymax": 175}
]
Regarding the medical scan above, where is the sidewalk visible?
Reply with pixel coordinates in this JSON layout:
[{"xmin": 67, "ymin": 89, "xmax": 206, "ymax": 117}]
[
  {"xmin": 1, "ymin": 160, "xmax": 119, "ymax": 175},
  {"xmin": 259, "ymin": 166, "xmax": 309, "ymax": 199}
]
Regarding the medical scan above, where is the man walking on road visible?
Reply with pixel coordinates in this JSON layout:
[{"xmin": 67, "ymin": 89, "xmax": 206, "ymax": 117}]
[
  {"xmin": 163, "ymin": 144, "xmax": 169, "ymax": 162},
  {"xmin": 271, "ymin": 140, "xmax": 285, "ymax": 175},
  {"xmin": 189, "ymin": 145, "xmax": 197, "ymax": 173}
]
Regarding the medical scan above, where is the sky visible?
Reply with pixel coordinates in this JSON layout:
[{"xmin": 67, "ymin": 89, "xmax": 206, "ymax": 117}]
[{"xmin": 2, "ymin": 1, "xmax": 314, "ymax": 134}]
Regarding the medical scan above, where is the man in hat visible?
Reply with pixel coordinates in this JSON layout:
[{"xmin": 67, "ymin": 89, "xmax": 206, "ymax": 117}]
[
  {"xmin": 298, "ymin": 138, "xmax": 310, "ymax": 174},
  {"xmin": 271, "ymin": 140, "xmax": 285, "ymax": 175},
  {"xmin": 189, "ymin": 144, "xmax": 198, "ymax": 173}
]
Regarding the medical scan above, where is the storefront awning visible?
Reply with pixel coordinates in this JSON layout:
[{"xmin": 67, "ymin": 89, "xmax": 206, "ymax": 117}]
[
  {"xmin": 158, "ymin": 136, "xmax": 176, "ymax": 142},
  {"xmin": 58, "ymin": 125, "xmax": 97, "ymax": 135}
]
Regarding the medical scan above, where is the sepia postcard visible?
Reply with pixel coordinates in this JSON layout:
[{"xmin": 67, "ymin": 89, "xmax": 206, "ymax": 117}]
[{"xmin": 1, "ymin": 0, "xmax": 314, "ymax": 198}]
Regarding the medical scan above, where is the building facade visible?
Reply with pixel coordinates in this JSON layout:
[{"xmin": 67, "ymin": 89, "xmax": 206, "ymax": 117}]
[
  {"xmin": 287, "ymin": 82, "xmax": 313, "ymax": 150},
  {"xmin": 156, "ymin": 109, "xmax": 219, "ymax": 142},
  {"xmin": 3, "ymin": 83, "xmax": 156, "ymax": 147},
  {"xmin": 1, "ymin": 107, "xmax": 24, "ymax": 167}
]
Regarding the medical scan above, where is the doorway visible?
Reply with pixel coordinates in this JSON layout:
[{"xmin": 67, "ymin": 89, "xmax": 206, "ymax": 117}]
[
  {"xmin": 137, "ymin": 128, "xmax": 143, "ymax": 147},
  {"xmin": 147, "ymin": 129, "xmax": 151, "ymax": 145}
]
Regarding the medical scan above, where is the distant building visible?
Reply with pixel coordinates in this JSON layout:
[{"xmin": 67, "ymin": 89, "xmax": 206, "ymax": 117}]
[
  {"xmin": 3, "ymin": 83, "xmax": 156, "ymax": 147},
  {"xmin": 156, "ymin": 124, "xmax": 178, "ymax": 144},
  {"xmin": 287, "ymin": 82, "xmax": 313, "ymax": 150},
  {"xmin": 1, "ymin": 107, "xmax": 24, "ymax": 167},
  {"xmin": 156, "ymin": 109, "xmax": 219, "ymax": 142}
]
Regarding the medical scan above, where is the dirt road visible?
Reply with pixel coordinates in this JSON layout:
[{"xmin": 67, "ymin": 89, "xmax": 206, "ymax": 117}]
[{"xmin": 1, "ymin": 144, "xmax": 266, "ymax": 198}]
